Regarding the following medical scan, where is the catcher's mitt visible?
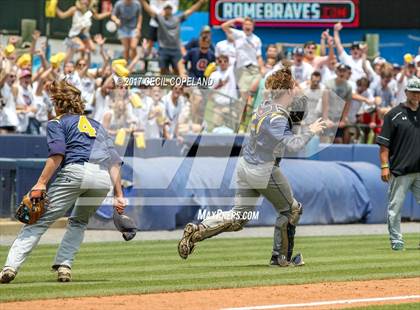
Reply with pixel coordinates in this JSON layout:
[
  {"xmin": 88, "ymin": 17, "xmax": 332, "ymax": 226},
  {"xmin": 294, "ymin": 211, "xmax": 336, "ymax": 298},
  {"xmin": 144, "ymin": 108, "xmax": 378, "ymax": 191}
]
[
  {"xmin": 15, "ymin": 190, "xmax": 48, "ymax": 225},
  {"xmin": 113, "ymin": 210, "xmax": 137, "ymax": 241}
]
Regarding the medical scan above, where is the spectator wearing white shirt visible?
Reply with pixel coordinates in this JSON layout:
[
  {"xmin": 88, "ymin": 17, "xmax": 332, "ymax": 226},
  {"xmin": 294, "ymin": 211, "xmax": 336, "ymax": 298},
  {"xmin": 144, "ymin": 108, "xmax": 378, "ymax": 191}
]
[
  {"xmin": 299, "ymin": 71, "xmax": 324, "ymax": 124},
  {"xmin": 33, "ymin": 68, "xmax": 55, "ymax": 135},
  {"xmin": 264, "ymin": 44, "xmax": 279, "ymax": 73},
  {"xmin": 147, "ymin": 86, "xmax": 166, "ymax": 139},
  {"xmin": 209, "ymin": 54, "xmax": 238, "ymax": 130},
  {"xmin": 221, "ymin": 17, "xmax": 264, "ymax": 94},
  {"xmin": 92, "ymin": 78, "xmax": 113, "ymax": 123},
  {"xmin": 209, "ymin": 54, "xmax": 238, "ymax": 106},
  {"xmin": 334, "ymin": 22, "xmax": 368, "ymax": 83},
  {"xmin": 16, "ymin": 70, "xmax": 37, "ymax": 134},
  {"xmin": 320, "ymin": 54, "xmax": 338, "ymax": 84},
  {"xmin": 162, "ymin": 85, "xmax": 187, "ymax": 139},
  {"xmin": 0, "ymin": 69, "xmax": 19, "ymax": 133},
  {"xmin": 291, "ymin": 47, "xmax": 314, "ymax": 84},
  {"xmin": 349, "ymin": 77, "xmax": 376, "ymax": 125},
  {"xmin": 395, "ymin": 62, "xmax": 416, "ymax": 104},
  {"xmin": 215, "ymin": 38, "xmax": 236, "ymax": 68},
  {"xmin": 374, "ymin": 69, "xmax": 397, "ymax": 116},
  {"xmin": 131, "ymin": 88, "xmax": 153, "ymax": 132}
]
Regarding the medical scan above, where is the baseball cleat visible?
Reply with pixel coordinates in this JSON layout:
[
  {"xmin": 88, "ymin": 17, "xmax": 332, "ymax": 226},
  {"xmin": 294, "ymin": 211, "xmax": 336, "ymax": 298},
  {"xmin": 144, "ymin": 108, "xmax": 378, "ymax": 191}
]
[
  {"xmin": 57, "ymin": 265, "xmax": 72, "ymax": 282},
  {"xmin": 291, "ymin": 253, "xmax": 305, "ymax": 266},
  {"xmin": 391, "ymin": 243, "xmax": 404, "ymax": 251},
  {"xmin": 0, "ymin": 267, "xmax": 17, "ymax": 284},
  {"xmin": 269, "ymin": 255, "xmax": 290, "ymax": 267},
  {"xmin": 178, "ymin": 223, "xmax": 200, "ymax": 259}
]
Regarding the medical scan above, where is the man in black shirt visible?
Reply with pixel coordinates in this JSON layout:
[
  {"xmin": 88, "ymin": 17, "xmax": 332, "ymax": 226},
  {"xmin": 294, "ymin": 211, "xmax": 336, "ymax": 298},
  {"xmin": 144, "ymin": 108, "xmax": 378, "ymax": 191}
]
[{"xmin": 376, "ymin": 78, "xmax": 420, "ymax": 251}]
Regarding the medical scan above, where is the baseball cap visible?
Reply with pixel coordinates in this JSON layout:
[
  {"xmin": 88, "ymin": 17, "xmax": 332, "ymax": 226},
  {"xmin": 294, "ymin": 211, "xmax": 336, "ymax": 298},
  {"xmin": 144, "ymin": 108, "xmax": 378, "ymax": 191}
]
[
  {"xmin": 336, "ymin": 63, "xmax": 347, "ymax": 71},
  {"xmin": 163, "ymin": 1, "xmax": 173, "ymax": 9},
  {"xmin": 373, "ymin": 57, "xmax": 386, "ymax": 65},
  {"xmin": 392, "ymin": 63, "xmax": 401, "ymax": 69},
  {"xmin": 405, "ymin": 78, "xmax": 420, "ymax": 92},
  {"xmin": 19, "ymin": 69, "xmax": 32, "ymax": 79},
  {"xmin": 293, "ymin": 47, "xmax": 304, "ymax": 56},
  {"xmin": 16, "ymin": 53, "xmax": 31, "ymax": 68},
  {"xmin": 4, "ymin": 44, "xmax": 15, "ymax": 56},
  {"xmin": 201, "ymin": 25, "xmax": 211, "ymax": 33},
  {"xmin": 350, "ymin": 42, "xmax": 361, "ymax": 50}
]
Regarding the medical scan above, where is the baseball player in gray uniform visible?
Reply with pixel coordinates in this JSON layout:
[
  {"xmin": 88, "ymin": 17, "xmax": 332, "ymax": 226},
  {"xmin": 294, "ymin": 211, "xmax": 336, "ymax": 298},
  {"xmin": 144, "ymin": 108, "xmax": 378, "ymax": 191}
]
[
  {"xmin": 178, "ymin": 68, "xmax": 326, "ymax": 266},
  {"xmin": 0, "ymin": 80, "xmax": 126, "ymax": 283}
]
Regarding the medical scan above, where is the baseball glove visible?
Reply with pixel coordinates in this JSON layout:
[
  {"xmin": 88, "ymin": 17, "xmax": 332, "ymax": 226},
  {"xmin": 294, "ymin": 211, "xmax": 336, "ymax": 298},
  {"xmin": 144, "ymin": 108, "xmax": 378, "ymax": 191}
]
[
  {"xmin": 15, "ymin": 190, "xmax": 48, "ymax": 225},
  {"xmin": 113, "ymin": 210, "xmax": 137, "ymax": 241}
]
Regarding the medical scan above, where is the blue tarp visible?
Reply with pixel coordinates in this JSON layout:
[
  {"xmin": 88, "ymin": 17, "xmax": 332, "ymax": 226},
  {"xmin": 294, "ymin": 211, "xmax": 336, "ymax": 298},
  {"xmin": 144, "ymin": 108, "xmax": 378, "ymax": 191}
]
[{"xmin": 95, "ymin": 157, "xmax": 413, "ymax": 230}]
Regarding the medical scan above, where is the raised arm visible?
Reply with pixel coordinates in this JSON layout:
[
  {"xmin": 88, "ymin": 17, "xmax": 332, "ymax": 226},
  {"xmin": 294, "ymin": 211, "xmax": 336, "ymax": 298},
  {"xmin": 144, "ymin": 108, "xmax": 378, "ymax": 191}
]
[
  {"xmin": 56, "ymin": 5, "xmax": 77, "ymax": 19},
  {"xmin": 320, "ymin": 30, "xmax": 329, "ymax": 56},
  {"xmin": 184, "ymin": 0, "xmax": 207, "ymax": 18},
  {"xmin": 314, "ymin": 35, "xmax": 334, "ymax": 71},
  {"xmin": 139, "ymin": 0, "xmax": 157, "ymax": 18},
  {"xmin": 333, "ymin": 22, "xmax": 345, "ymax": 56},
  {"xmin": 94, "ymin": 34, "xmax": 110, "ymax": 76},
  {"xmin": 93, "ymin": 8, "xmax": 111, "ymax": 20},
  {"xmin": 29, "ymin": 30, "xmax": 41, "ymax": 56},
  {"xmin": 221, "ymin": 17, "xmax": 243, "ymax": 36}
]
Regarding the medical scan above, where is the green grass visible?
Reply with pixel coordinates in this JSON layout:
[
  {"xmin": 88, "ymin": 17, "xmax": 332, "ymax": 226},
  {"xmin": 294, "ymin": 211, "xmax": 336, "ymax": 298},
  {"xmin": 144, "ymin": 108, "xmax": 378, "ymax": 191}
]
[
  {"xmin": 0, "ymin": 234, "xmax": 419, "ymax": 302},
  {"xmin": 350, "ymin": 302, "xmax": 420, "ymax": 309}
]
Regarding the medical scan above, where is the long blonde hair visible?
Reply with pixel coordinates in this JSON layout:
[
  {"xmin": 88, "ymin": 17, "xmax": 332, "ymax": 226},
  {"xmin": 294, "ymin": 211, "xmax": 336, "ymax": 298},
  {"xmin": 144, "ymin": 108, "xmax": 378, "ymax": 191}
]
[
  {"xmin": 49, "ymin": 80, "xmax": 85, "ymax": 115},
  {"xmin": 265, "ymin": 67, "xmax": 296, "ymax": 101},
  {"xmin": 265, "ymin": 67, "xmax": 295, "ymax": 91}
]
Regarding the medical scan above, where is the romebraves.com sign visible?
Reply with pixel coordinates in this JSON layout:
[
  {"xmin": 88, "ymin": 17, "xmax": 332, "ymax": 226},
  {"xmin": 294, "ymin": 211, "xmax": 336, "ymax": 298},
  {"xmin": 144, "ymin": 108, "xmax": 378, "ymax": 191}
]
[{"xmin": 209, "ymin": 0, "xmax": 360, "ymax": 28}]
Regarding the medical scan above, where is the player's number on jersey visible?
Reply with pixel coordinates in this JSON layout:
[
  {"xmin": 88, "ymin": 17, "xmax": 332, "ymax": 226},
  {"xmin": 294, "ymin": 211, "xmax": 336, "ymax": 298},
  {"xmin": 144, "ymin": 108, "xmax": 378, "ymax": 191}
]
[{"xmin": 78, "ymin": 116, "xmax": 96, "ymax": 137}]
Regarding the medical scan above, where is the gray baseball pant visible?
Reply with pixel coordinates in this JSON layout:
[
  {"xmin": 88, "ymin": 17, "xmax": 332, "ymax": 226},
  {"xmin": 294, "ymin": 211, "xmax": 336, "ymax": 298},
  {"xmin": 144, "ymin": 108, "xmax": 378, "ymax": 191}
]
[
  {"xmin": 387, "ymin": 173, "xmax": 420, "ymax": 246},
  {"xmin": 202, "ymin": 157, "xmax": 299, "ymax": 256},
  {"xmin": 4, "ymin": 163, "xmax": 111, "ymax": 271}
]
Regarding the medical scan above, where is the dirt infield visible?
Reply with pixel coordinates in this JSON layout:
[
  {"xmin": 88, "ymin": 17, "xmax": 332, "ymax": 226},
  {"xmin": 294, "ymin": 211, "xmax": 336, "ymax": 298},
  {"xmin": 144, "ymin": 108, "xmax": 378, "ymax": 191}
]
[{"xmin": 5, "ymin": 277, "xmax": 420, "ymax": 310}]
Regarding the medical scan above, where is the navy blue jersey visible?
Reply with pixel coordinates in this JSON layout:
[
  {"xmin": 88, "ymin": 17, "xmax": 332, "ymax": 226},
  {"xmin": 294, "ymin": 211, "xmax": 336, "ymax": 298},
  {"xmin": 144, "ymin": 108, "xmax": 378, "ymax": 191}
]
[
  {"xmin": 183, "ymin": 47, "xmax": 216, "ymax": 79},
  {"xmin": 243, "ymin": 102, "xmax": 314, "ymax": 165},
  {"xmin": 47, "ymin": 114, "xmax": 122, "ymax": 168}
]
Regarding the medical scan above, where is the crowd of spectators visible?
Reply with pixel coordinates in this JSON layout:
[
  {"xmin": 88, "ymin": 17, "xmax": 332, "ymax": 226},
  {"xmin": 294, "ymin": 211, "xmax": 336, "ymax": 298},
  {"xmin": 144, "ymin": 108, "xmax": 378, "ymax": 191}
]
[{"xmin": 0, "ymin": 0, "xmax": 419, "ymax": 146}]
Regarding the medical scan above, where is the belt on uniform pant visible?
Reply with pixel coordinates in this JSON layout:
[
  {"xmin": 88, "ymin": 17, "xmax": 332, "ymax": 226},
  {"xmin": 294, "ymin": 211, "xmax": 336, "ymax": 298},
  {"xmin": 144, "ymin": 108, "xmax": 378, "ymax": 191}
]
[{"xmin": 64, "ymin": 161, "xmax": 108, "ymax": 171}]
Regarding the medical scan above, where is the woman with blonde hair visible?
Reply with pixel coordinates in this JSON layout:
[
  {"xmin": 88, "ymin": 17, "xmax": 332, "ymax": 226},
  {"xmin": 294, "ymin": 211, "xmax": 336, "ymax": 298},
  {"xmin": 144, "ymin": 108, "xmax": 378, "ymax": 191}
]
[
  {"xmin": 56, "ymin": 0, "xmax": 110, "ymax": 54},
  {"xmin": 178, "ymin": 68, "xmax": 326, "ymax": 267},
  {"xmin": 0, "ymin": 80, "xmax": 125, "ymax": 284}
]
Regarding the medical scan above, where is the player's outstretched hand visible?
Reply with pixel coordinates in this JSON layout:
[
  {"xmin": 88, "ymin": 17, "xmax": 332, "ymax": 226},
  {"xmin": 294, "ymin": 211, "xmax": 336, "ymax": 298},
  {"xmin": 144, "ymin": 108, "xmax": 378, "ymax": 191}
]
[
  {"xmin": 309, "ymin": 118, "xmax": 327, "ymax": 135},
  {"xmin": 113, "ymin": 196, "xmax": 126, "ymax": 214}
]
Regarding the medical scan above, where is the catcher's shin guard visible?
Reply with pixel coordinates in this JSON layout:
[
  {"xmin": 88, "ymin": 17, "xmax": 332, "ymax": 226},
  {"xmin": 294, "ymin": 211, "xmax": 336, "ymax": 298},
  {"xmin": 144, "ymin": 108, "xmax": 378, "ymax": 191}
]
[{"xmin": 289, "ymin": 201, "xmax": 303, "ymax": 226}]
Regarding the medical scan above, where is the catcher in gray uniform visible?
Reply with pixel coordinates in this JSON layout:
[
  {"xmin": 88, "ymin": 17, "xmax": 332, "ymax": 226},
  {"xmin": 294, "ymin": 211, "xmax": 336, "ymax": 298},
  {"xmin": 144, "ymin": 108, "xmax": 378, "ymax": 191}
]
[{"xmin": 178, "ymin": 68, "xmax": 326, "ymax": 266}]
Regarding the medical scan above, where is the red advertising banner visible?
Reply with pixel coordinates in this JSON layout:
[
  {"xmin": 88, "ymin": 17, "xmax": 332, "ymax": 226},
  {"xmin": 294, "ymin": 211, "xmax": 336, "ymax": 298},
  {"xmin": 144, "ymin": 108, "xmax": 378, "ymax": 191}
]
[{"xmin": 209, "ymin": 0, "xmax": 360, "ymax": 28}]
